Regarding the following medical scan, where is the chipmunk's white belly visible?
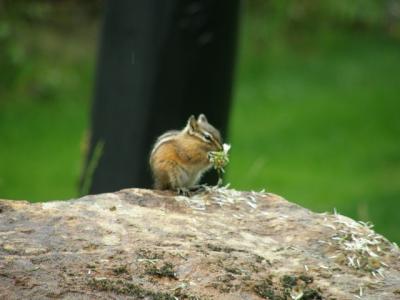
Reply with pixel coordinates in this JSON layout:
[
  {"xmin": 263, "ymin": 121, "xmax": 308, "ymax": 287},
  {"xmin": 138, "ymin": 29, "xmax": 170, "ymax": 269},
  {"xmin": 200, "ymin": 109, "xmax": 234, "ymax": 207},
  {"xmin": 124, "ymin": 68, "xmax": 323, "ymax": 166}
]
[{"xmin": 180, "ymin": 164, "xmax": 211, "ymax": 188}]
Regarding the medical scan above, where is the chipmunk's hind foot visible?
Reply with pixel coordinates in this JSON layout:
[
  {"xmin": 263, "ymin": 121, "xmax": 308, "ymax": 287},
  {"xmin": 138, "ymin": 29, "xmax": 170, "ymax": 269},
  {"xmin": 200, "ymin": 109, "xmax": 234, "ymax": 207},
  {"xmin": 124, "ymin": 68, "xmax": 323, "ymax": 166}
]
[
  {"xmin": 188, "ymin": 184, "xmax": 207, "ymax": 193},
  {"xmin": 176, "ymin": 187, "xmax": 191, "ymax": 197},
  {"xmin": 176, "ymin": 185, "xmax": 208, "ymax": 197}
]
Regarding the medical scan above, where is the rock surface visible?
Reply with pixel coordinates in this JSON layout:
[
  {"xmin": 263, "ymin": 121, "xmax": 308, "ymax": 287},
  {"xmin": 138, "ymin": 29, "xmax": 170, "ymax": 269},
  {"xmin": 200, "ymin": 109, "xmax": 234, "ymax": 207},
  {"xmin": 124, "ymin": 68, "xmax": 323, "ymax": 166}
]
[{"xmin": 0, "ymin": 187, "xmax": 399, "ymax": 300}]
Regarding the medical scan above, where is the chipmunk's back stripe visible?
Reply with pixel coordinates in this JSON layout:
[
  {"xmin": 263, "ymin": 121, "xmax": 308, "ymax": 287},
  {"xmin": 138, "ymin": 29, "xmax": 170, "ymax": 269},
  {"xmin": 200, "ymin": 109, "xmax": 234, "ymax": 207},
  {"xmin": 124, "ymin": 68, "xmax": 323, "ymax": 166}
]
[{"xmin": 151, "ymin": 130, "xmax": 179, "ymax": 155}]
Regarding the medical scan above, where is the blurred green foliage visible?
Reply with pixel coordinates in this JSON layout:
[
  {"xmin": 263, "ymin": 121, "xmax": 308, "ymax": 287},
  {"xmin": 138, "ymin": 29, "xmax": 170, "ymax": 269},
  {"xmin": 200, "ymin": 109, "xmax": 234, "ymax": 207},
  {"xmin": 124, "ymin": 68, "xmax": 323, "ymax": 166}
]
[
  {"xmin": 0, "ymin": 0, "xmax": 101, "ymax": 101},
  {"xmin": 0, "ymin": 1, "xmax": 99, "ymax": 199},
  {"xmin": 228, "ymin": 0, "xmax": 400, "ymax": 243},
  {"xmin": 247, "ymin": 0, "xmax": 400, "ymax": 37},
  {"xmin": 0, "ymin": 1, "xmax": 399, "ymax": 243}
]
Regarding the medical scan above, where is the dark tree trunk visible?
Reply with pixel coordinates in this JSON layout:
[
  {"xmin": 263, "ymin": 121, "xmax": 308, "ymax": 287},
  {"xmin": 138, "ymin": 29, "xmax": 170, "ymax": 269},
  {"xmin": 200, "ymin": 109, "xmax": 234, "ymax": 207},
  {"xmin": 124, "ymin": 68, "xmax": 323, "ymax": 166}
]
[{"xmin": 81, "ymin": 0, "xmax": 240, "ymax": 194}]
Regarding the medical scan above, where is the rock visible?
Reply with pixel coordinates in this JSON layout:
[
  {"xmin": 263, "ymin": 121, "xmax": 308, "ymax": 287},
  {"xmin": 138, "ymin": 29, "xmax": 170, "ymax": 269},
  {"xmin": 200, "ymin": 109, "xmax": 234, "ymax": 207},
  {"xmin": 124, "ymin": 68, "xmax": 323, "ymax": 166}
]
[{"xmin": 0, "ymin": 187, "xmax": 399, "ymax": 300}]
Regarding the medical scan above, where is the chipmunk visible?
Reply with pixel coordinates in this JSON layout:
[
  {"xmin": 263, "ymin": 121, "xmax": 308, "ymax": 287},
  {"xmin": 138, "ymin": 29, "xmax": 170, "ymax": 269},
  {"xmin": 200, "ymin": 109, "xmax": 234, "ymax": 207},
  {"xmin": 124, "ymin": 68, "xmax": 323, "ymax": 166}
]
[{"xmin": 149, "ymin": 114, "xmax": 223, "ymax": 193}]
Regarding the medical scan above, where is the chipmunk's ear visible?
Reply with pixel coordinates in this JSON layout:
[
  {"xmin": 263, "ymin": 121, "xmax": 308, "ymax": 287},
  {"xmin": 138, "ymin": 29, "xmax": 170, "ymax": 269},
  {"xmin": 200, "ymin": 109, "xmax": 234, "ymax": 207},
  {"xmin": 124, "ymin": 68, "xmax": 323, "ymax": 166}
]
[
  {"xmin": 197, "ymin": 114, "xmax": 208, "ymax": 124},
  {"xmin": 187, "ymin": 115, "xmax": 198, "ymax": 131}
]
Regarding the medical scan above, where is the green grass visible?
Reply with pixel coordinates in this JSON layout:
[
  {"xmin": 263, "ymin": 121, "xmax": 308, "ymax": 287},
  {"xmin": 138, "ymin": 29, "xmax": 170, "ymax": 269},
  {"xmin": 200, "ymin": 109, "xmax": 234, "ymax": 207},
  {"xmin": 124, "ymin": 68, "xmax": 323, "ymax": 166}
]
[
  {"xmin": 0, "ymin": 23, "xmax": 95, "ymax": 201},
  {"xmin": 0, "ymin": 11, "xmax": 399, "ymax": 243},
  {"xmin": 228, "ymin": 18, "xmax": 400, "ymax": 242},
  {"xmin": 0, "ymin": 100, "xmax": 88, "ymax": 201}
]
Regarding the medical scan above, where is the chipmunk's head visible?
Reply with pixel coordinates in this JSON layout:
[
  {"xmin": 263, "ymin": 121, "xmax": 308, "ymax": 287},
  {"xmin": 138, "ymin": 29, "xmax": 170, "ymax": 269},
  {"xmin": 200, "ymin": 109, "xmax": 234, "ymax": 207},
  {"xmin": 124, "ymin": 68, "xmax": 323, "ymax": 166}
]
[{"xmin": 185, "ymin": 114, "xmax": 223, "ymax": 151}]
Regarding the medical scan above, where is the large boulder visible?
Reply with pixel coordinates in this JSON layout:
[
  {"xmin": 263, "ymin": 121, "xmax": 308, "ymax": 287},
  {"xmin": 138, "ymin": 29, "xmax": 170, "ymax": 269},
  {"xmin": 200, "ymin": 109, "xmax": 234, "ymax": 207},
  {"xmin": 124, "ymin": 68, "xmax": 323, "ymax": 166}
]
[{"xmin": 0, "ymin": 187, "xmax": 399, "ymax": 299}]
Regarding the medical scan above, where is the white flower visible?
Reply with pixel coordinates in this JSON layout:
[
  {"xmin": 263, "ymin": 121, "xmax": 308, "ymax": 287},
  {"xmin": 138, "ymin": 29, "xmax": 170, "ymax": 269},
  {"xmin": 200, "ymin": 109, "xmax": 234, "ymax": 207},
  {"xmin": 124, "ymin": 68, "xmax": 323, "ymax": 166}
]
[{"xmin": 223, "ymin": 143, "xmax": 231, "ymax": 155}]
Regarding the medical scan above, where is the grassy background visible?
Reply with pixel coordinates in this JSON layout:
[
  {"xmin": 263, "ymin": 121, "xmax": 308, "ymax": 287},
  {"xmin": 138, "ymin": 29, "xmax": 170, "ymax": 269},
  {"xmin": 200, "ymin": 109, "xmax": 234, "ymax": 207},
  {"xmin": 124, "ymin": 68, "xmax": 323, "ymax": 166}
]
[
  {"xmin": 0, "ymin": 5, "xmax": 96, "ymax": 200},
  {"xmin": 228, "ymin": 11, "xmax": 400, "ymax": 243},
  {"xmin": 0, "ymin": 2, "xmax": 399, "ymax": 243}
]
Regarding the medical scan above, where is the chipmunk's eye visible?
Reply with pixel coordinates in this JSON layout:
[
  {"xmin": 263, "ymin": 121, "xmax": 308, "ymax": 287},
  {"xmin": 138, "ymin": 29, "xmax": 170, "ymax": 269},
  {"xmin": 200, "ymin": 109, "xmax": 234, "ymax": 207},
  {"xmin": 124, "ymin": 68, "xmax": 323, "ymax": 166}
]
[{"xmin": 203, "ymin": 132, "xmax": 212, "ymax": 142}]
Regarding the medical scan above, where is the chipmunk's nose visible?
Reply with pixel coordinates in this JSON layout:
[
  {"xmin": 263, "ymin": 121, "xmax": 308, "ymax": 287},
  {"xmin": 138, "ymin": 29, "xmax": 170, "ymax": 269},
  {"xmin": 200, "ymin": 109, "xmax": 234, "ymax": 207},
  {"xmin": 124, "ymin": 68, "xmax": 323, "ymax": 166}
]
[{"xmin": 215, "ymin": 140, "xmax": 223, "ymax": 151}]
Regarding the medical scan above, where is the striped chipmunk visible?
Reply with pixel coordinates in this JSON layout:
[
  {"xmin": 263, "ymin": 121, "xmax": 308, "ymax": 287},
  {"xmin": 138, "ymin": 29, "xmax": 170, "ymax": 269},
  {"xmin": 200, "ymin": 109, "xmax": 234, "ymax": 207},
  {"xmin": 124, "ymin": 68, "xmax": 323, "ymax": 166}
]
[{"xmin": 149, "ymin": 114, "xmax": 223, "ymax": 194}]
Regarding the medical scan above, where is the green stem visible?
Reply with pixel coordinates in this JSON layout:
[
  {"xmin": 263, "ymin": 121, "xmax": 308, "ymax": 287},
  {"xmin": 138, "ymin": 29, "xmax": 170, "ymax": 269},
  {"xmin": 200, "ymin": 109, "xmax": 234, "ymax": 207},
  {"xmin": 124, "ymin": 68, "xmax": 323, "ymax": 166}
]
[
  {"xmin": 80, "ymin": 140, "xmax": 105, "ymax": 196},
  {"xmin": 217, "ymin": 168, "xmax": 223, "ymax": 187}
]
